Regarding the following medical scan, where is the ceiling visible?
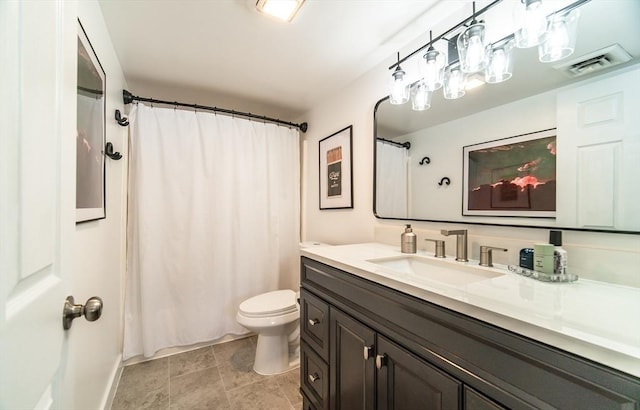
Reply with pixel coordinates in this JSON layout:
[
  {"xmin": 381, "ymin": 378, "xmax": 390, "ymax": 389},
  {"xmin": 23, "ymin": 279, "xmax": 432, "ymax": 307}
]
[{"xmin": 99, "ymin": 0, "xmax": 449, "ymax": 119}]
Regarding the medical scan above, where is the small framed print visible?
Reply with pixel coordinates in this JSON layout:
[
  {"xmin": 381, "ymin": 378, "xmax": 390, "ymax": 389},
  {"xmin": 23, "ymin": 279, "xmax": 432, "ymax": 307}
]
[{"xmin": 319, "ymin": 126, "xmax": 353, "ymax": 210}]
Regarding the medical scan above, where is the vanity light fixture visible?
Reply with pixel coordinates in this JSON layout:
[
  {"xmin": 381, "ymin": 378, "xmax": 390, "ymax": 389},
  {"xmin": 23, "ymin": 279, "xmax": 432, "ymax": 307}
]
[
  {"xmin": 255, "ymin": 0, "xmax": 305, "ymax": 22},
  {"xmin": 485, "ymin": 39, "xmax": 515, "ymax": 83},
  {"xmin": 539, "ymin": 9, "xmax": 580, "ymax": 63},
  {"xmin": 514, "ymin": 0, "xmax": 548, "ymax": 48},
  {"xmin": 457, "ymin": 2, "xmax": 487, "ymax": 74},
  {"xmin": 389, "ymin": 52, "xmax": 410, "ymax": 105},
  {"xmin": 421, "ymin": 31, "xmax": 446, "ymax": 91},
  {"xmin": 386, "ymin": 0, "xmax": 585, "ymax": 111}
]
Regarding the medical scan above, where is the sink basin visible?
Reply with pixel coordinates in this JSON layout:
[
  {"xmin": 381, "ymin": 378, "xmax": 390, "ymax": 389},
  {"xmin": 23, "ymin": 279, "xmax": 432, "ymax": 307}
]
[{"xmin": 366, "ymin": 255, "xmax": 505, "ymax": 287}]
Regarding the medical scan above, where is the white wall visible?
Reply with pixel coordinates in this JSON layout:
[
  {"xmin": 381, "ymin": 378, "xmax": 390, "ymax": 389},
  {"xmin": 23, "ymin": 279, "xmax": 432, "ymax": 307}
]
[
  {"xmin": 67, "ymin": 2, "xmax": 129, "ymax": 409},
  {"xmin": 300, "ymin": 56, "xmax": 640, "ymax": 288}
]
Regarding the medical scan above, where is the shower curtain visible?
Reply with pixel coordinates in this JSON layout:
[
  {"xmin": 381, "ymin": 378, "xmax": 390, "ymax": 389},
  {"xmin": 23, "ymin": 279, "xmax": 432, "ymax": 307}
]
[
  {"xmin": 376, "ymin": 140, "xmax": 409, "ymax": 218},
  {"xmin": 123, "ymin": 104, "xmax": 300, "ymax": 360}
]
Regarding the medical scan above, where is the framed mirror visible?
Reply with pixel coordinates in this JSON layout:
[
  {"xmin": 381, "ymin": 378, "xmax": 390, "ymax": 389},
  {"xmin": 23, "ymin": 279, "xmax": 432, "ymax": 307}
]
[{"xmin": 374, "ymin": 0, "xmax": 640, "ymax": 234}]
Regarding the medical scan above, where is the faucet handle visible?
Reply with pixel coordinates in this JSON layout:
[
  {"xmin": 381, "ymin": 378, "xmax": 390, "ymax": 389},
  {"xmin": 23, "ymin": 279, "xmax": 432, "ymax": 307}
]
[
  {"xmin": 424, "ymin": 239, "xmax": 445, "ymax": 258},
  {"xmin": 479, "ymin": 246, "xmax": 508, "ymax": 267}
]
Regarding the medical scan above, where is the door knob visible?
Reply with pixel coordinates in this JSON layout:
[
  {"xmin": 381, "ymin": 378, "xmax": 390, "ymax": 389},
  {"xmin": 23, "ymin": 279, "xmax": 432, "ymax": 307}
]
[
  {"xmin": 62, "ymin": 296, "xmax": 103, "ymax": 330},
  {"xmin": 308, "ymin": 318, "xmax": 320, "ymax": 326},
  {"xmin": 375, "ymin": 354, "xmax": 388, "ymax": 369}
]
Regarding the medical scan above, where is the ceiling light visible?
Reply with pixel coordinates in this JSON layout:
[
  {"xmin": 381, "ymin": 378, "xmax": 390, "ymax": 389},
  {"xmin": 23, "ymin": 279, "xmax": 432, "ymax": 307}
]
[
  {"xmin": 443, "ymin": 65, "xmax": 466, "ymax": 99},
  {"xmin": 256, "ymin": 0, "xmax": 305, "ymax": 22},
  {"xmin": 514, "ymin": 0, "xmax": 547, "ymax": 48},
  {"xmin": 539, "ymin": 9, "xmax": 580, "ymax": 63},
  {"xmin": 485, "ymin": 40, "xmax": 515, "ymax": 83},
  {"xmin": 412, "ymin": 80, "xmax": 432, "ymax": 111},
  {"xmin": 389, "ymin": 53, "xmax": 410, "ymax": 105},
  {"xmin": 420, "ymin": 31, "xmax": 446, "ymax": 91},
  {"xmin": 457, "ymin": 2, "xmax": 487, "ymax": 74}
]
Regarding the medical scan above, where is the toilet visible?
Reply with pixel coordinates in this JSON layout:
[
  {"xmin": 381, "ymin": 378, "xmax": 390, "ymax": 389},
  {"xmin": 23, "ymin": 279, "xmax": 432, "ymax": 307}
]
[
  {"xmin": 236, "ymin": 241, "xmax": 330, "ymax": 375},
  {"xmin": 236, "ymin": 289, "xmax": 300, "ymax": 375}
]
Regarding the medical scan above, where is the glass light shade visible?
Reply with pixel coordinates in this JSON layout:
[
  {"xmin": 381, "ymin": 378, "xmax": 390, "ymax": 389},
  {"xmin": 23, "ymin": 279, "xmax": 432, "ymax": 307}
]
[
  {"xmin": 388, "ymin": 65, "xmax": 410, "ymax": 105},
  {"xmin": 457, "ymin": 22, "xmax": 487, "ymax": 73},
  {"xmin": 485, "ymin": 40, "xmax": 515, "ymax": 83},
  {"xmin": 443, "ymin": 66, "xmax": 466, "ymax": 99},
  {"xmin": 420, "ymin": 48, "xmax": 445, "ymax": 91},
  {"xmin": 514, "ymin": 0, "xmax": 547, "ymax": 48},
  {"xmin": 411, "ymin": 80, "xmax": 432, "ymax": 111},
  {"xmin": 539, "ymin": 9, "xmax": 580, "ymax": 63}
]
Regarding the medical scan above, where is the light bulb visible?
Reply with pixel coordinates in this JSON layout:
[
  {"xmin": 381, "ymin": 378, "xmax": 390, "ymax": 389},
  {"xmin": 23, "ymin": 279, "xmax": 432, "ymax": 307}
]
[{"xmin": 485, "ymin": 40, "xmax": 514, "ymax": 83}]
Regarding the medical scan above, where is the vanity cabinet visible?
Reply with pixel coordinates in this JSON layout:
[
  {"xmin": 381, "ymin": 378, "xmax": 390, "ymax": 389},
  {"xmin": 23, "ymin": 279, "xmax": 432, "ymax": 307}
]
[{"xmin": 299, "ymin": 256, "xmax": 640, "ymax": 410}]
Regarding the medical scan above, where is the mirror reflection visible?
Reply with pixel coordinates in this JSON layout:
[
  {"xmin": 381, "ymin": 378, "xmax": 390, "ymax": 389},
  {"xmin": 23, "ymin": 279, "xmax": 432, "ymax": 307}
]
[{"xmin": 374, "ymin": 0, "xmax": 640, "ymax": 233}]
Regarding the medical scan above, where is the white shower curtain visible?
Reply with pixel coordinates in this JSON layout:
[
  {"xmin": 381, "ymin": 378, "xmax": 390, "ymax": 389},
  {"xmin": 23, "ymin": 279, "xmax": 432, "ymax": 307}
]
[
  {"xmin": 123, "ymin": 104, "xmax": 300, "ymax": 360},
  {"xmin": 376, "ymin": 140, "xmax": 409, "ymax": 218}
]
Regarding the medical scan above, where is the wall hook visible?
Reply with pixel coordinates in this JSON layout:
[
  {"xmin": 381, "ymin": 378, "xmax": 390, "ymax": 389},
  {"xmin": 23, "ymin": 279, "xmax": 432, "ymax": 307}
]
[
  {"xmin": 438, "ymin": 177, "xmax": 451, "ymax": 186},
  {"xmin": 115, "ymin": 109, "xmax": 129, "ymax": 126},
  {"xmin": 419, "ymin": 156, "xmax": 431, "ymax": 165},
  {"xmin": 105, "ymin": 142, "xmax": 122, "ymax": 160}
]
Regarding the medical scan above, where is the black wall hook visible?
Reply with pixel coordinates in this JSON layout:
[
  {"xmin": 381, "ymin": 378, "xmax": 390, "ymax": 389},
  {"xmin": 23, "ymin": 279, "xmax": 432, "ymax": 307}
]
[
  {"xmin": 438, "ymin": 177, "xmax": 451, "ymax": 186},
  {"xmin": 115, "ymin": 109, "xmax": 129, "ymax": 126},
  {"xmin": 105, "ymin": 142, "xmax": 122, "ymax": 160},
  {"xmin": 419, "ymin": 156, "xmax": 431, "ymax": 165}
]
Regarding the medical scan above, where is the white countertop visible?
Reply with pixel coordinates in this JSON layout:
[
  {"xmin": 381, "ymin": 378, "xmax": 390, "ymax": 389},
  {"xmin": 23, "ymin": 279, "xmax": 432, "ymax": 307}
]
[{"xmin": 301, "ymin": 243, "xmax": 640, "ymax": 378}]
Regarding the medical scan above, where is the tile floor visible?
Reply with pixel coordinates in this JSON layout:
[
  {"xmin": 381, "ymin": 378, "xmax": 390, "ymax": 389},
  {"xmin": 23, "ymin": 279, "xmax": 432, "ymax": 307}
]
[{"xmin": 111, "ymin": 336, "xmax": 302, "ymax": 410}]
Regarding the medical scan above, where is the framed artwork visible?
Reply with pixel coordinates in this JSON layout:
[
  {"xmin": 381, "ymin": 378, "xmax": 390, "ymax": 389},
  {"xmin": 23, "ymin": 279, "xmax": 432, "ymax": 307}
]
[
  {"xmin": 319, "ymin": 126, "xmax": 353, "ymax": 210},
  {"xmin": 463, "ymin": 128, "xmax": 556, "ymax": 218},
  {"xmin": 76, "ymin": 20, "xmax": 106, "ymax": 223}
]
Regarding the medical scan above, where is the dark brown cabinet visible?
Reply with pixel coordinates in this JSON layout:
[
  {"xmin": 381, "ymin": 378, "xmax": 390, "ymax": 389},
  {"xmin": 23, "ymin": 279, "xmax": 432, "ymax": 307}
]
[
  {"xmin": 330, "ymin": 307, "xmax": 376, "ymax": 410},
  {"xmin": 300, "ymin": 256, "xmax": 640, "ymax": 410},
  {"xmin": 376, "ymin": 335, "xmax": 460, "ymax": 410}
]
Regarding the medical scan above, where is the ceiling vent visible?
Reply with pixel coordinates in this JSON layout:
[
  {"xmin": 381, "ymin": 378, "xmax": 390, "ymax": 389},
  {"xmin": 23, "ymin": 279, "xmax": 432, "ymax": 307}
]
[{"xmin": 553, "ymin": 44, "xmax": 632, "ymax": 78}]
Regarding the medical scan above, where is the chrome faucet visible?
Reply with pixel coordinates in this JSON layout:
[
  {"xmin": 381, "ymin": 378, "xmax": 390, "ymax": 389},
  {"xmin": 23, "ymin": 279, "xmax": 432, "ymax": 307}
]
[
  {"xmin": 441, "ymin": 229, "xmax": 468, "ymax": 262},
  {"xmin": 479, "ymin": 246, "xmax": 508, "ymax": 267}
]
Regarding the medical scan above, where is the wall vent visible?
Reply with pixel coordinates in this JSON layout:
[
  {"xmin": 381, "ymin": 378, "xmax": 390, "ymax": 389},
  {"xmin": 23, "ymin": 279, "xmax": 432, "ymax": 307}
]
[{"xmin": 553, "ymin": 44, "xmax": 632, "ymax": 78}]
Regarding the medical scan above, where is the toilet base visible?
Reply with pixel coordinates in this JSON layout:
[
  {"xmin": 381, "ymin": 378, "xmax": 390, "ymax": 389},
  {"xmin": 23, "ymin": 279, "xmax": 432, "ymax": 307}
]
[{"xmin": 253, "ymin": 334, "xmax": 300, "ymax": 375}]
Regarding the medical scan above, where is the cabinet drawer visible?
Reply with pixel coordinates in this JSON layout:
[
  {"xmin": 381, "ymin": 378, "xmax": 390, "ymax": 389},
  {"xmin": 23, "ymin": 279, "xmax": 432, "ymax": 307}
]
[
  {"xmin": 300, "ymin": 288, "xmax": 330, "ymax": 360},
  {"xmin": 301, "ymin": 341, "xmax": 329, "ymax": 410}
]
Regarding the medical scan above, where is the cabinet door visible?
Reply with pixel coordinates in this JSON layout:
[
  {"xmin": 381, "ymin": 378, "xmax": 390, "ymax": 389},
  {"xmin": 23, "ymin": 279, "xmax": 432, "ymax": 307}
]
[
  {"xmin": 377, "ymin": 336, "xmax": 460, "ymax": 410},
  {"xmin": 464, "ymin": 386, "xmax": 507, "ymax": 410},
  {"xmin": 330, "ymin": 308, "xmax": 376, "ymax": 410}
]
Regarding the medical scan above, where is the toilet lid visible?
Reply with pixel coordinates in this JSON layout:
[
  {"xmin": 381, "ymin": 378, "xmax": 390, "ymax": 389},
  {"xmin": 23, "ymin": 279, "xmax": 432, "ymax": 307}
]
[{"xmin": 239, "ymin": 289, "xmax": 297, "ymax": 318}]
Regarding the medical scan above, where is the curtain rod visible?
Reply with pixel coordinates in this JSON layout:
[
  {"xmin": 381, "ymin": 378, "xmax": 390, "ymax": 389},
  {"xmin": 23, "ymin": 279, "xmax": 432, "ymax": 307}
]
[
  {"xmin": 122, "ymin": 90, "xmax": 308, "ymax": 133},
  {"xmin": 377, "ymin": 137, "xmax": 411, "ymax": 149}
]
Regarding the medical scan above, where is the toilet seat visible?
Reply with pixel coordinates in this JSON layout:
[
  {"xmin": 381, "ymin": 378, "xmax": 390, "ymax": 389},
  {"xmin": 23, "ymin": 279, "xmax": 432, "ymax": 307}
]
[{"xmin": 239, "ymin": 289, "xmax": 297, "ymax": 318}]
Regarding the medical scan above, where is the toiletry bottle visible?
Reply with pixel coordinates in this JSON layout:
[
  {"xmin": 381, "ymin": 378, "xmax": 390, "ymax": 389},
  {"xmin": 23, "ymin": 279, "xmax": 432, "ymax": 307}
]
[
  {"xmin": 533, "ymin": 243, "xmax": 554, "ymax": 274},
  {"xmin": 401, "ymin": 224, "xmax": 417, "ymax": 254},
  {"xmin": 549, "ymin": 230, "xmax": 567, "ymax": 275},
  {"xmin": 519, "ymin": 248, "xmax": 534, "ymax": 270}
]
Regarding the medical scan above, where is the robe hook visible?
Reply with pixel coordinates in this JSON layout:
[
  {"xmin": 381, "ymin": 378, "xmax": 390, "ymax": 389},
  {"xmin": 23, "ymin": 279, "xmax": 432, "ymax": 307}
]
[
  {"xmin": 105, "ymin": 142, "xmax": 122, "ymax": 160},
  {"xmin": 419, "ymin": 156, "xmax": 431, "ymax": 165},
  {"xmin": 115, "ymin": 109, "xmax": 129, "ymax": 126},
  {"xmin": 438, "ymin": 177, "xmax": 451, "ymax": 186}
]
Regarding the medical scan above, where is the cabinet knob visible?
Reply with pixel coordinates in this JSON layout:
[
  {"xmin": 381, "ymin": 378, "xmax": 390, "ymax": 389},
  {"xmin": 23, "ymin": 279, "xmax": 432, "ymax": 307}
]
[
  {"xmin": 308, "ymin": 373, "xmax": 320, "ymax": 383},
  {"xmin": 308, "ymin": 318, "xmax": 320, "ymax": 326},
  {"xmin": 363, "ymin": 345, "xmax": 374, "ymax": 360},
  {"xmin": 375, "ymin": 354, "xmax": 388, "ymax": 369}
]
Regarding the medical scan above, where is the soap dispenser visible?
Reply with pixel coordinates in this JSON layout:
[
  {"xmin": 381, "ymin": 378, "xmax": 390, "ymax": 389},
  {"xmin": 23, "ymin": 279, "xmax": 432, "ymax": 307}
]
[{"xmin": 401, "ymin": 224, "xmax": 417, "ymax": 254}]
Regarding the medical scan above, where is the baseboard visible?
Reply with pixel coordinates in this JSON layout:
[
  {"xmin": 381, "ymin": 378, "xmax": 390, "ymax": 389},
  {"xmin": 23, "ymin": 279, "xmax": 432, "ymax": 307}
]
[{"xmin": 101, "ymin": 354, "xmax": 123, "ymax": 410}]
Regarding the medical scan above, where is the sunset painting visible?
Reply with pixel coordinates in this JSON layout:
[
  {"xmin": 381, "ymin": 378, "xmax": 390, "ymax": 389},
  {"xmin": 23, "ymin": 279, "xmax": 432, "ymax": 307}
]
[{"xmin": 463, "ymin": 130, "xmax": 557, "ymax": 218}]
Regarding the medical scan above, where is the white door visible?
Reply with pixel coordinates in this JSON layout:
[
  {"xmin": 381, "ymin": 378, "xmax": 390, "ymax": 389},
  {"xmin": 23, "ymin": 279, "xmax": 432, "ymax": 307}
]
[{"xmin": 0, "ymin": 1, "xmax": 76, "ymax": 408}]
